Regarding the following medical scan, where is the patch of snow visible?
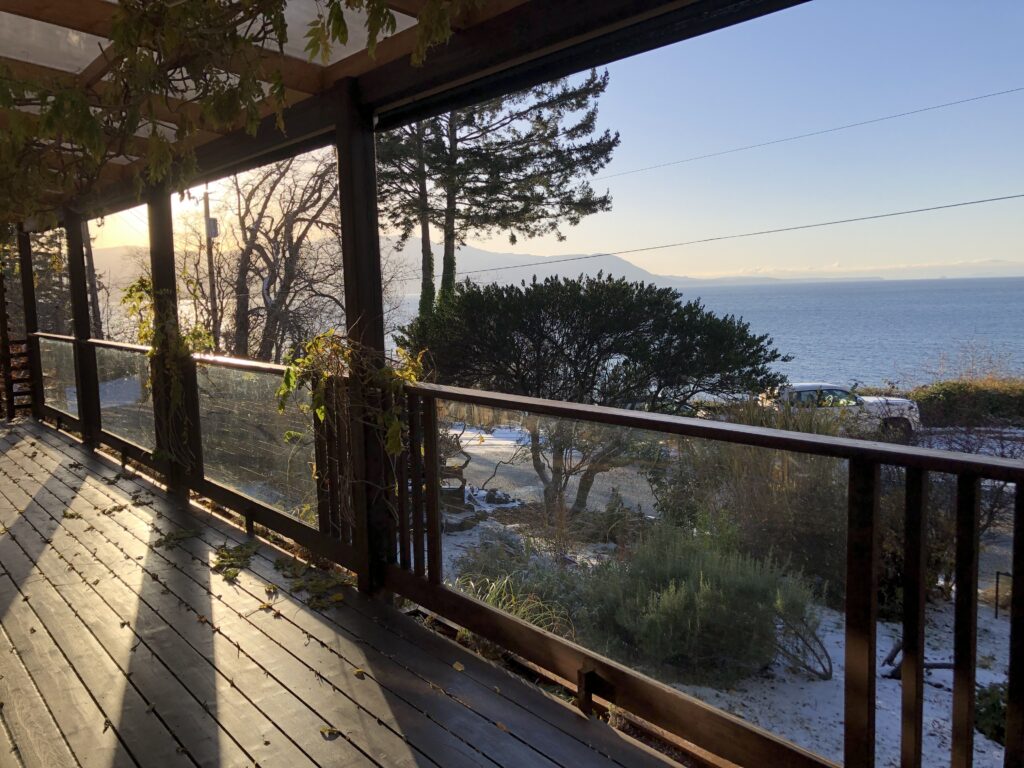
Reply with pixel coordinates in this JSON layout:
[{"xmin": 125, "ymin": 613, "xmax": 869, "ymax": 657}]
[{"xmin": 676, "ymin": 602, "xmax": 1009, "ymax": 767}]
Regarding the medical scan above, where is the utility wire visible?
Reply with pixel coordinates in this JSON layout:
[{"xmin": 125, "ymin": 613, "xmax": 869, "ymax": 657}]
[
  {"xmin": 396, "ymin": 192, "xmax": 1024, "ymax": 282},
  {"xmin": 595, "ymin": 86, "xmax": 1024, "ymax": 181}
]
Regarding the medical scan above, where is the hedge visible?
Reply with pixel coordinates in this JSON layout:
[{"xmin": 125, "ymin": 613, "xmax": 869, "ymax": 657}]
[{"xmin": 858, "ymin": 377, "xmax": 1024, "ymax": 428}]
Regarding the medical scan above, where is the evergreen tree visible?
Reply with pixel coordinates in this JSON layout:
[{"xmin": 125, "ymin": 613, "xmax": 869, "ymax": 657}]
[
  {"xmin": 377, "ymin": 69, "xmax": 619, "ymax": 315},
  {"xmin": 399, "ymin": 274, "xmax": 789, "ymax": 517}
]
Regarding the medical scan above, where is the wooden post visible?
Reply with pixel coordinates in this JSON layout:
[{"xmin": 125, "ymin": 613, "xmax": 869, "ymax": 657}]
[
  {"xmin": 422, "ymin": 398, "xmax": 442, "ymax": 586},
  {"xmin": 82, "ymin": 220, "xmax": 104, "ymax": 340},
  {"xmin": 952, "ymin": 473, "xmax": 980, "ymax": 768},
  {"xmin": 15, "ymin": 227, "xmax": 43, "ymax": 418},
  {"xmin": 1006, "ymin": 487, "xmax": 1024, "ymax": 768},
  {"xmin": 335, "ymin": 78, "xmax": 391, "ymax": 592},
  {"xmin": 901, "ymin": 468, "xmax": 928, "ymax": 768},
  {"xmin": 845, "ymin": 458, "xmax": 880, "ymax": 768},
  {"xmin": 64, "ymin": 210, "xmax": 102, "ymax": 446},
  {"xmin": 0, "ymin": 246, "xmax": 15, "ymax": 420},
  {"xmin": 147, "ymin": 189, "xmax": 201, "ymax": 497}
]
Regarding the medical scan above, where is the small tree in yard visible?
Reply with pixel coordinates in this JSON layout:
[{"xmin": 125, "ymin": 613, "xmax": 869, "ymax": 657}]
[{"xmin": 398, "ymin": 274, "xmax": 788, "ymax": 518}]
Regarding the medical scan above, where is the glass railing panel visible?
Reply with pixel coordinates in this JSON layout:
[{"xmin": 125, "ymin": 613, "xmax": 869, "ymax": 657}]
[
  {"xmin": 437, "ymin": 398, "xmax": 848, "ymax": 764},
  {"xmin": 95, "ymin": 344, "xmax": 156, "ymax": 450},
  {"xmin": 196, "ymin": 361, "xmax": 316, "ymax": 524},
  {"xmin": 38, "ymin": 336, "xmax": 78, "ymax": 417}
]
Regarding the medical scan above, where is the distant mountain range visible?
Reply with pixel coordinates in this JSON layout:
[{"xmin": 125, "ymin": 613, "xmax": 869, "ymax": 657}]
[
  {"xmin": 388, "ymin": 242, "xmax": 1024, "ymax": 292},
  {"xmin": 92, "ymin": 241, "xmax": 1024, "ymax": 295}
]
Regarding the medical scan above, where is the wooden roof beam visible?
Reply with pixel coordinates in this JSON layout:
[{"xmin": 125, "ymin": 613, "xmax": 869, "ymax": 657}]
[
  {"xmin": 363, "ymin": 0, "xmax": 810, "ymax": 128},
  {"xmin": 78, "ymin": 43, "xmax": 119, "ymax": 89},
  {"xmin": 385, "ymin": 1, "xmax": 427, "ymax": 16},
  {"xmin": 322, "ymin": 1, "xmax": 526, "ymax": 88}
]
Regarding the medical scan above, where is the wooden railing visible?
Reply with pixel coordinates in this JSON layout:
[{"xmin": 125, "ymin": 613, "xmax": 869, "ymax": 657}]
[
  {"xmin": 394, "ymin": 382, "xmax": 1024, "ymax": 768},
  {"xmin": 28, "ymin": 333, "xmax": 360, "ymax": 571},
  {"xmin": 16, "ymin": 333, "xmax": 1024, "ymax": 767}
]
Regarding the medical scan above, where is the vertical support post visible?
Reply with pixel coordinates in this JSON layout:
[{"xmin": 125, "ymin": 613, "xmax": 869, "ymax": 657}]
[
  {"xmin": 845, "ymin": 458, "xmax": 880, "ymax": 768},
  {"xmin": 15, "ymin": 227, "xmax": 42, "ymax": 418},
  {"xmin": 64, "ymin": 209, "xmax": 101, "ymax": 447},
  {"xmin": 335, "ymin": 77, "xmax": 390, "ymax": 592},
  {"xmin": 0, "ymin": 246, "xmax": 15, "ymax": 420},
  {"xmin": 901, "ymin": 468, "xmax": 928, "ymax": 768},
  {"xmin": 82, "ymin": 220, "xmax": 104, "ymax": 340},
  {"xmin": 1005, "ymin": 486, "xmax": 1023, "ymax": 768},
  {"xmin": 422, "ymin": 396, "xmax": 441, "ymax": 586},
  {"xmin": 952, "ymin": 473, "xmax": 980, "ymax": 768},
  {"xmin": 147, "ymin": 189, "xmax": 200, "ymax": 497},
  {"xmin": 408, "ymin": 392, "xmax": 424, "ymax": 578}
]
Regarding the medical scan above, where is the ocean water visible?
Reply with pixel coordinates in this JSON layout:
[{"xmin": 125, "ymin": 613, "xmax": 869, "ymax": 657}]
[
  {"xmin": 394, "ymin": 276, "xmax": 1024, "ymax": 388},
  {"xmin": 687, "ymin": 277, "xmax": 1024, "ymax": 387}
]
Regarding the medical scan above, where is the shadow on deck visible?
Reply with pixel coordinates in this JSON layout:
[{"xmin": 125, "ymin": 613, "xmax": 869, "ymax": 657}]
[{"xmin": 0, "ymin": 419, "xmax": 677, "ymax": 768}]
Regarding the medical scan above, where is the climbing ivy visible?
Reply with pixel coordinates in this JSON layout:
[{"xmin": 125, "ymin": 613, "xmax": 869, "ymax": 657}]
[{"xmin": 277, "ymin": 330, "xmax": 422, "ymax": 457}]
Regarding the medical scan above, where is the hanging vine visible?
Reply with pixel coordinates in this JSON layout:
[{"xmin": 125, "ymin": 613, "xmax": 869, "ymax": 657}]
[
  {"xmin": 0, "ymin": 0, "xmax": 483, "ymax": 223},
  {"xmin": 277, "ymin": 330, "xmax": 422, "ymax": 458},
  {"xmin": 121, "ymin": 275, "xmax": 213, "ymax": 471}
]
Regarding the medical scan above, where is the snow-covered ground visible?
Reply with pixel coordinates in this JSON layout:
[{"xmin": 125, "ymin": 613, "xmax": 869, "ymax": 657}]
[
  {"xmin": 452, "ymin": 423, "xmax": 659, "ymax": 514},
  {"xmin": 440, "ymin": 503, "xmax": 1011, "ymax": 766},
  {"xmin": 678, "ymin": 601, "xmax": 1009, "ymax": 767}
]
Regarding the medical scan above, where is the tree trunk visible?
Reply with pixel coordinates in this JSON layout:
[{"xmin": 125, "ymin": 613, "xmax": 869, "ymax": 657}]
[
  {"xmin": 232, "ymin": 247, "xmax": 252, "ymax": 356},
  {"xmin": 414, "ymin": 125, "xmax": 435, "ymax": 319},
  {"xmin": 437, "ymin": 117, "xmax": 458, "ymax": 306},
  {"xmin": 569, "ymin": 441, "xmax": 624, "ymax": 516}
]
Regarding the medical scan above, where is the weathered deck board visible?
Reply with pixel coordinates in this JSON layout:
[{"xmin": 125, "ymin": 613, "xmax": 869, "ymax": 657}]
[
  {"xmin": 24, "ymin": 426, "xmax": 675, "ymax": 768},
  {"xmin": 0, "ymin": 472, "xmax": 320, "ymax": 768},
  {"xmin": 0, "ymin": 421, "xmax": 680, "ymax": 768},
  {"xmin": 0, "ymin": 435, "xmax": 490, "ymax": 768},
  {"xmin": 0, "ymin": 585, "xmax": 91, "ymax": 768}
]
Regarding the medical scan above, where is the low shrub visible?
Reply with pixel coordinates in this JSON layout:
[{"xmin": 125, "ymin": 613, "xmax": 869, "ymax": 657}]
[
  {"xmin": 456, "ymin": 574, "xmax": 575, "ymax": 637},
  {"xmin": 975, "ymin": 682, "xmax": 1007, "ymax": 745},
  {"xmin": 646, "ymin": 405, "xmax": 850, "ymax": 606},
  {"xmin": 454, "ymin": 526, "xmax": 830, "ymax": 687},
  {"xmin": 580, "ymin": 526, "xmax": 828, "ymax": 686},
  {"xmin": 572, "ymin": 488, "xmax": 647, "ymax": 547}
]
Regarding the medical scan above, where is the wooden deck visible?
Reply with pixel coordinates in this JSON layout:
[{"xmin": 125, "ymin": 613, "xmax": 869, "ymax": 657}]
[{"xmin": 0, "ymin": 420, "xmax": 677, "ymax": 768}]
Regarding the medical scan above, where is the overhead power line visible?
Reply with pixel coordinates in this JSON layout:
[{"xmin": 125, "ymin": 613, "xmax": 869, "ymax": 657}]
[
  {"xmin": 406, "ymin": 192, "xmax": 1024, "ymax": 282},
  {"xmin": 595, "ymin": 86, "xmax": 1024, "ymax": 181}
]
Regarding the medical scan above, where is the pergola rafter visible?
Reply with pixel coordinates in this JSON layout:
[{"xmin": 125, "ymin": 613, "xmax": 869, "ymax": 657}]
[{"xmin": 0, "ymin": 0, "xmax": 326, "ymax": 94}]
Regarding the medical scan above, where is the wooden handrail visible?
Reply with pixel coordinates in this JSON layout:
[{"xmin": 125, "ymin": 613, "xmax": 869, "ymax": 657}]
[
  {"xmin": 87, "ymin": 338, "xmax": 151, "ymax": 354},
  {"xmin": 192, "ymin": 353, "xmax": 289, "ymax": 376},
  {"xmin": 31, "ymin": 331, "xmax": 76, "ymax": 343},
  {"xmin": 405, "ymin": 382, "xmax": 1024, "ymax": 483}
]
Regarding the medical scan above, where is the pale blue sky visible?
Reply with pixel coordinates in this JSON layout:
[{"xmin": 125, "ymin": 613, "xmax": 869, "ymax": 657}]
[
  {"xmin": 97, "ymin": 1, "xmax": 1024, "ymax": 279},
  {"xmin": 471, "ymin": 0, "xmax": 1024, "ymax": 278}
]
